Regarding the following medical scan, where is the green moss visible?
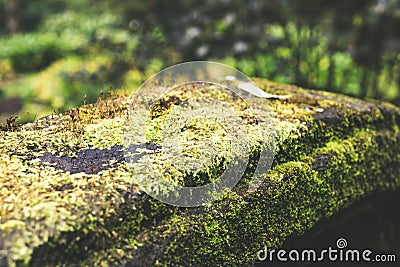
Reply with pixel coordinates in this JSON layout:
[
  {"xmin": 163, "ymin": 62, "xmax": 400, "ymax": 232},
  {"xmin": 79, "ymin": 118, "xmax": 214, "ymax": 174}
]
[
  {"xmin": 0, "ymin": 79, "xmax": 399, "ymax": 266},
  {"xmin": 141, "ymin": 130, "xmax": 399, "ymax": 267}
]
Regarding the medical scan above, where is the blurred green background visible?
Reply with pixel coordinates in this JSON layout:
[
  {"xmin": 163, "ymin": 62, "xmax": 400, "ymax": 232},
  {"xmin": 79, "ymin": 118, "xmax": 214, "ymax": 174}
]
[{"xmin": 0, "ymin": 0, "xmax": 399, "ymax": 124}]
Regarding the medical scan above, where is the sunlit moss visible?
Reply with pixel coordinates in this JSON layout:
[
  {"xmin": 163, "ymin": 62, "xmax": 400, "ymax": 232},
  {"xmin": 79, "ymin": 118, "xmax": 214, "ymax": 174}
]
[{"xmin": 0, "ymin": 79, "xmax": 399, "ymax": 266}]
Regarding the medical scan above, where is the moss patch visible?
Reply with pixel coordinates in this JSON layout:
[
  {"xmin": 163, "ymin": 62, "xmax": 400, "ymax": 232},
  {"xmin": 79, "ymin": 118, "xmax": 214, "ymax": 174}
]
[{"xmin": 0, "ymin": 79, "xmax": 399, "ymax": 266}]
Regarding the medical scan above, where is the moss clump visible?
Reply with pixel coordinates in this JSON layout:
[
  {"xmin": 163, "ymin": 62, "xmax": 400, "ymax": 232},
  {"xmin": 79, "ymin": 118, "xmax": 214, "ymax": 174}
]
[{"xmin": 0, "ymin": 79, "xmax": 399, "ymax": 266}]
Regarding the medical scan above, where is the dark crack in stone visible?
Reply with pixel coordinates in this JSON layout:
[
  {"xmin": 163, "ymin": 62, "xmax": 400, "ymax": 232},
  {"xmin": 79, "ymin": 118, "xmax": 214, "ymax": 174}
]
[{"xmin": 40, "ymin": 142, "xmax": 161, "ymax": 174}]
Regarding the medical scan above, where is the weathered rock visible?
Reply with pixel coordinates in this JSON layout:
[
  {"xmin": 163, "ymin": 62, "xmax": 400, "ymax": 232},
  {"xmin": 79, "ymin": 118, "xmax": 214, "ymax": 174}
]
[{"xmin": 0, "ymin": 79, "xmax": 399, "ymax": 266}]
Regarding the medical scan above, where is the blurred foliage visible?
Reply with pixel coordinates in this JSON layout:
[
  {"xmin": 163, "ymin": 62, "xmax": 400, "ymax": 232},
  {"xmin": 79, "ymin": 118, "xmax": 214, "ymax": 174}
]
[
  {"xmin": 1, "ymin": 32, "xmax": 74, "ymax": 72},
  {"xmin": 0, "ymin": 11, "xmax": 144, "ymax": 121},
  {"xmin": 0, "ymin": 0, "xmax": 399, "ymax": 123}
]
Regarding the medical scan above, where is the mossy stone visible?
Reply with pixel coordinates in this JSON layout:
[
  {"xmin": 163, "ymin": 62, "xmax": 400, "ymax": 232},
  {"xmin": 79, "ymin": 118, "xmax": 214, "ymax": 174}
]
[{"xmin": 0, "ymin": 79, "xmax": 399, "ymax": 266}]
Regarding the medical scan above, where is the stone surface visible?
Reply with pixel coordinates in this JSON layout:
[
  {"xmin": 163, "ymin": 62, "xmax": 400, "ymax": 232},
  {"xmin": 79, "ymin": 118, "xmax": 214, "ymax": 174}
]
[{"xmin": 0, "ymin": 79, "xmax": 399, "ymax": 266}]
